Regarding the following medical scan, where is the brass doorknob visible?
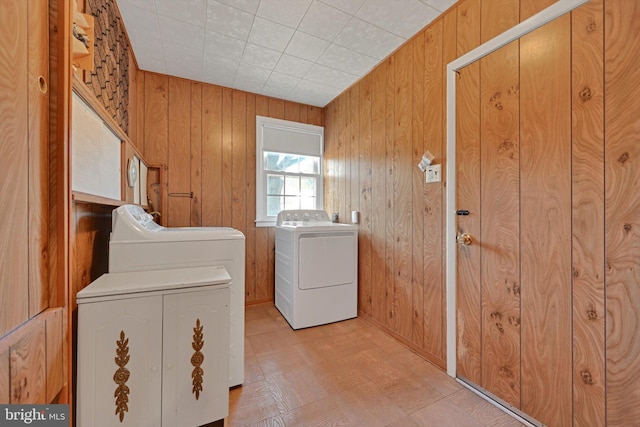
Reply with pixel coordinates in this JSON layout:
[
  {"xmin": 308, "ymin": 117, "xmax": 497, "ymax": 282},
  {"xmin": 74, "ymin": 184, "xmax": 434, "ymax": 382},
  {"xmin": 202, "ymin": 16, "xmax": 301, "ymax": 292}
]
[{"xmin": 457, "ymin": 233, "xmax": 472, "ymax": 245}]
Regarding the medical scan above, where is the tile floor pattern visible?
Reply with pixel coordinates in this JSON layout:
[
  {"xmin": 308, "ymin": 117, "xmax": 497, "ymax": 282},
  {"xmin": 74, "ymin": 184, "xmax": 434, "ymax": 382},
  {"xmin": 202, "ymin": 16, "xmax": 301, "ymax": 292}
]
[{"xmin": 229, "ymin": 304, "xmax": 524, "ymax": 427}]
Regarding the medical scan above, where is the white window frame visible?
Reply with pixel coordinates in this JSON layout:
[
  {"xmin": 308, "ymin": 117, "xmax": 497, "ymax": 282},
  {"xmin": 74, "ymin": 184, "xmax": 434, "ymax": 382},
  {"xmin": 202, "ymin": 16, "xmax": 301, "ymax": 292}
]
[{"xmin": 256, "ymin": 116, "xmax": 324, "ymax": 227}]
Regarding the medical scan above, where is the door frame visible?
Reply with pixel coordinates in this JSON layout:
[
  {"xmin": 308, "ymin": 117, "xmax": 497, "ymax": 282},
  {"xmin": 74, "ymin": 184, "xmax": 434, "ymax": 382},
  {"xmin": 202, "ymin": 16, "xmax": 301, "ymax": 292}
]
[{"xmin": 445, "ymin": 0, "xmax": 588, "ymax": 377}]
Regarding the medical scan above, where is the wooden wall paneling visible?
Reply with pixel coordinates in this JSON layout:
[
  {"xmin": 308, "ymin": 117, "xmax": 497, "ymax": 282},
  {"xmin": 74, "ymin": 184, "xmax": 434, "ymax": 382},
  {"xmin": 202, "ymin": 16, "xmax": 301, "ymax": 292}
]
[
  {"xmin": 478, "ymin": 0, "xmax": 521, "ymax": 407},
  {"xmin": 479, "ymin": 43, "xmax": 521, "ymax": 409},
  {"xmin": 221, "ymin": 88, "xmax": 233, "ymax": 227},
  {"xmin": 337, "ymin": 94, "xmax": 348, "ymax": 222},
  {"xmin": 520, "ymin": 12, "xmax": 572, "ymax": 427},
  {"xmin": 298, "ymin": 104, "xmax": 308, "ymax": 123},
  {"xmin": 308, "ymin": 106, "xmax": 323, "ymax": 127},
  {"xmin": 392, "ymin": 42, "xmax": 414, "ymax": 340},
  {"xmin": 232, "ymin": 91, "xmax": 247, "ymax": 236},
  {"xmin": 190, "ymin": 83, "xmax": 203, "ymax": 226},
  {"xmin": 143, "ymin": 73, "xmax": 168, "ymax": 166},
  {"xmin": 136, "ymin": 71, "xmax": 145, "ymax": 154},
  {"xmin": 167, "ymin": 78, "xmax": 191, "ymax": 226},
  {"xmin": 0, "ymin": 0, "xmax": 29, "ymax": 337},
  {"xmin": 45, "ymin": 308, "xmax": 64, "ymax": 402},
  {"xmin": 28, "ymin": 0, "xmax": 50, "ymax": 317},
  {"xmin": 454, "ymin": 0, "xmax": 482, "ymax": 384},
  {"xmin": 254, "ymin": 96, "xmax": 271, "ymax": 301},
  {"xmin": 128, "ymin": 51, "xmax": 138, "ymax": 145},
  {"xmin": 269, "ymin": 98, "xmax": 285, "ymax": 120},
  {"xmin": 411, "ymin": 31, "xmax": 425, "ymax": 348},
  {"xmin": 370, "ymin": 64, "xmax": 387, "ymax": 325},
  {"xmin": 349, "ymin": 86, "xmax": 359, "ymax": 227},
  {"xmin": 72, "ymin": 203, "xmax": 111, "ymax": 297},
  {"xmin": 266, "ymin": 98, "xmax": 285, "ymax": 301},
  {"xmin": 10, "ymin": 318, "xmax": 46, "ymax": 404},
  {"xmin": 245, "ymin": 94, "xmax": 256, "ymax": 301},
  {"xmin": 324, "ymin": 102, "xmax": 337, "ymax": 217},
  {"xmin": 0, "ymin": 345, "xmax": 8, "ymax": 403},
  {"xmin": 284, "ymin": 101, "xmax": 300, "ymax": 122},
  {"xmin": 604, "ymin": 1, "xmax": 640, "ymax": 424},
  {"xmin": 520, "ymin": 0, "xmax": 555, "ymax": 21},
  {"xmin": 423, "ymin": 17, "xmax": 446, "ymax": 363},
  {"xmin": 358, "ymin": 74, "xmax": 373, "ymax": 317},
  {"xmin": 571, "ymin": 1, "xmax": 605, "ymax": 425},
  {"xmin": 201, "ymin": 84, "xmax": 222, "ymax": 226},
  {"xmin": 385, "ymin": 57, "xmax": 395, "ymax": 330}
]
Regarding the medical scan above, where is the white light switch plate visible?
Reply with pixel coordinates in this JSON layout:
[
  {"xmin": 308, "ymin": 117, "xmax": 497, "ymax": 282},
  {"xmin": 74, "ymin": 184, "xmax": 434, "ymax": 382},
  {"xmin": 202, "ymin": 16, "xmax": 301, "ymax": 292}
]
[{"xmin": 426, "ymin": 164, "xmax": 441, "ymax": 183}]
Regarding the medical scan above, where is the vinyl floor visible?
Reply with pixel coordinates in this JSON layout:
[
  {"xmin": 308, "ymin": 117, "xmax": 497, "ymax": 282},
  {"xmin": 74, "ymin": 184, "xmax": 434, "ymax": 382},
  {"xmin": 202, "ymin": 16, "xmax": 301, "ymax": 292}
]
[{"xmin": 228, "ymin": 304, "xmax": 524, "ymax": 427}]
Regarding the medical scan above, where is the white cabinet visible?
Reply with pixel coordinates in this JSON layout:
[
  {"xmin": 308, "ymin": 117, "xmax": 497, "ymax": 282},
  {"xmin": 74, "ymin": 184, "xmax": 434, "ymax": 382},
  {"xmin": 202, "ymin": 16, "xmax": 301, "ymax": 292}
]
[{"xmin": 77, "ymin": 267, "xmax": 230, "ymax": 427}]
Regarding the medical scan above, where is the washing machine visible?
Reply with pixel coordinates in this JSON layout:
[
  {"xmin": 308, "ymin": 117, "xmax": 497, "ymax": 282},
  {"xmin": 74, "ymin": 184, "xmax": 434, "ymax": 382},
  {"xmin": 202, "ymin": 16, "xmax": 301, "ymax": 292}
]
[
  {"xmin": 275, "ymin": 210, "xmax": 358, "ymax": 329},
  {"xmin": 108, "ymin": 204, "xmax": 245, "ymax": 387}
]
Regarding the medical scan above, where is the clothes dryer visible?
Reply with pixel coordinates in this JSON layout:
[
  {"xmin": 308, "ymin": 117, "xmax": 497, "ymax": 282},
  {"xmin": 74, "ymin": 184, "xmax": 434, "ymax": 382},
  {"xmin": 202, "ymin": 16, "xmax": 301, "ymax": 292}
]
[{"xmin": 275, "ymin": 210, "xmax": 358, "ymax": 329}]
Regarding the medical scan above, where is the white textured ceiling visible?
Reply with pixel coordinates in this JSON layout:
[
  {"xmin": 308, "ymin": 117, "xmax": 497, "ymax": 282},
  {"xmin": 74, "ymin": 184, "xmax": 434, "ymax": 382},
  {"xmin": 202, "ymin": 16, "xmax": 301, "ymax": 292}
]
[{"xmin": 116, "ymin": 0, "xmax": 456, "ymax": 107}]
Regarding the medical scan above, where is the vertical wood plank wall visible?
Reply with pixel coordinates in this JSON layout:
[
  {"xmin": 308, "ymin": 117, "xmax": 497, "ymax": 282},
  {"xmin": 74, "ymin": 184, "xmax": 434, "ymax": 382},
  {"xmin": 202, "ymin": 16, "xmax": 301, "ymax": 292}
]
[
  {"xmin": 605, "ymin": 1, "xmax": 640, "ymax": 425},
  {"xmin": 324, "ymin": 0, "xmax": 636, "ymax": 425},
  {"xmin": 65, "ymin": 0, "xmax": 640, "ymax": 424},
  {"xmin": 136, "ymin": 71, "xmax": 323, "ymax": 304}
]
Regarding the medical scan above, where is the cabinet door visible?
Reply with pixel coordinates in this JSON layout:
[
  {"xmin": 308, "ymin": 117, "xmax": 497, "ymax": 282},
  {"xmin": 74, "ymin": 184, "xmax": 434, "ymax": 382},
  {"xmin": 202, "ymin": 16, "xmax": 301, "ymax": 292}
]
[
  {"xmin": 162, "ymin": 287, "xmax": 230, "ymax": 427},
  {"xmin": 77, "ymin": 296, "xmax": 163, "ymax": 427}
]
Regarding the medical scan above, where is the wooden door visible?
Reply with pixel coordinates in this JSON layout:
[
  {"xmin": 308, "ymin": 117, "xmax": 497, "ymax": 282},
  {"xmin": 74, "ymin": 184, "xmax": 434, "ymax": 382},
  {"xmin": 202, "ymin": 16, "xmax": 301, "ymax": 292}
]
[{"xmin": 455, "ymin": 13, "xmax": 572, "ymax": 427}]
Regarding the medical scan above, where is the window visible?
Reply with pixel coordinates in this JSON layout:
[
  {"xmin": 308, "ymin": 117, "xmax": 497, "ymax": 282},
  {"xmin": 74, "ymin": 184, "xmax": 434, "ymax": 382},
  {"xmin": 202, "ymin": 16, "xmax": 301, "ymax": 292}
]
[{"xmin": 256, "ymin": 116, "xmax": 324, "ymax": 227}]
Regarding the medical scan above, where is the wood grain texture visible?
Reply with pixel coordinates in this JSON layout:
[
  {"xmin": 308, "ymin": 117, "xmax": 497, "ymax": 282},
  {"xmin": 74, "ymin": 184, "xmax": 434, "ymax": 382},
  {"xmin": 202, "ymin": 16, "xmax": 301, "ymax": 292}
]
[
  {"xmin": 45, "ymin": 308, "xmax": 64, "ymax": 402},
  {"xmin": 245, "ymin": 93, "xmax": 257, "ymax": 302},
  {"xmin": 201, "ymin": 84, "xmax": 223, "ymax": 226},
  {"xmin": 349, "ymin": 86, "xmax": 359, "ymax": 227},
  {"xmin": 72, "ymin": 203, "xmax": 111, "ymax": 301},
  {"xmin": 222, "ymin": 88, "xmax": 233, "ymax": 227},
  {"xmin": 190, "ymin": 83, "xmax": 202, "ymax": 226},
  {"xmin": 411, "ymin": 31, "xmax": 425, "ymax": 347},
  {"xmin": 254, "ymin": 96, "xmax": 271, "ymax": 302},
  {"xmin": 28, "ymin": 0, "xmax": 50, "ymax": 317},
  {"xmin": 604, "ymin": 1, "xmax": 640, "ymax": 425},
  {"xmin": 392, "ymin": 42, "xmax": 414, "ymax": 340},
  {"xmin": 370, "ymin": 64, "xmax": 387, "ymax": 325},
  {"xmin": 478, "ymin": 0, "xmax": 521, "ymax": 408},
  {"xmin": 479, "ymin": 41, "xmax": 521, "ymax": 407},
  {"xmin": 520, "ymin": 14, "xmax": 572, "ymax": 427},
  {"xmin": 571, "ymin": 1, "xmax": 605, "ymax": 426},
  {"xmin": 423, "ymin": 18, "xmax": 445, "ymax": 360},
  {"xmin": 455, "ymin": 0, "xmax": 482, "ymax": 384},
  {"xmin": 385, "ymin": 57, "xmax": 395, "ymax": 331},
  {"xmin": 231, "ymin": 91, "xmax": 247, "ymax": 234},
  {"xmin": 127, "ymin": 50, "xmax": 138, "ymax": 144},
  {"xmin": 323, "ymin": 102, "xmax": 337, "ymax": 216},
  {"xmin": 167, "ymin": 78, "xmax": 191, "ymax": 226},
  {"xmin": 10, "ymin": 318, "xmax": 46, "ymax": 404},
  {"xmin": 143, "ymin": 72, "xmax": 168, "ymax": 166},
  {"xmin": 135, "ymin": 70, "xmax": 146, "ymax": 154},
  {"xmin": 0, "ymin": 346, "xmax": 8, "ymax": 403},
  {"xmin": 0, "ymin": 0, "xmax": 29, "ymax": 337},
  {"xmin": 336, "ymin": 94, "xmax": 347, "ymax": 222},
  {"xmin": 358, "ymin": 74, "xmax": 373, "ymax": 318}
]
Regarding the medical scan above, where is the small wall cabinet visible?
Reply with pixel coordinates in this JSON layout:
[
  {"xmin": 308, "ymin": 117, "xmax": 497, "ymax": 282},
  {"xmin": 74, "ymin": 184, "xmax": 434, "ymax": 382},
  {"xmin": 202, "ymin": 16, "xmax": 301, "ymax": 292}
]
[{"xmin": 76, "ymin": 267, "xmax": 230, "ymax": 427}]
